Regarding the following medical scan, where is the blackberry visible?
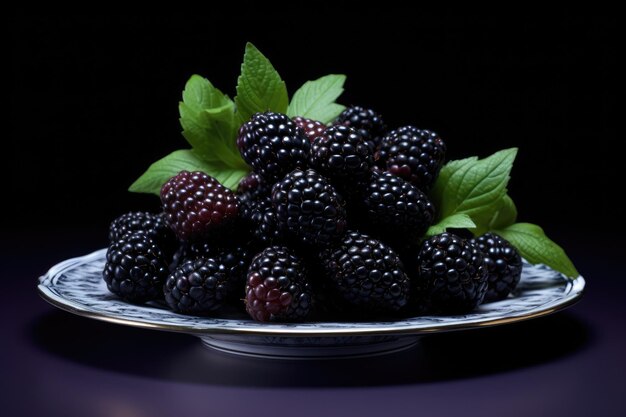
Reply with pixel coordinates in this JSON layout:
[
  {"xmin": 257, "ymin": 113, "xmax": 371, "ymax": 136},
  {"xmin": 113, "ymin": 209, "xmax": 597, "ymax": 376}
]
[
  {"xmin": 103, "ymin": 231, "xmax": 169, "ymax": 303},
  {"xmin": 237, "ymin": 112, "xmax": 310, "ymax": 183},
  {"xmin": 164, "ymin": 257, "xmax": 236, "ymax": 314},
  {"xmin": 309, "ymin": 125, "xmax": 374, "ymax": 184},
  {"xmin": 172, "ymin": 240, "xmax": 252, "ymax": 290},
  {"xmin": 236, "ymin": 172, "xmax": 271, "ymax": 200},
  {"xmin": 377, "ymin": 126, "xmax": 446, "ymax": 191},
  {"xmin": 412, "ymin": 232, "xmax": 488, "ymax": 313},
  {"xmin": 245, "ymin": 196, "xmax": 283, "ymax": 246},
  {"xmin": 236, "ymin": 172, "xmax": 276, "ymax": 235},
  {"xmin": 108, "ymin": 211, "xmax": 176, "ymax": 255},
  {"xmin": 360, "ymin": 171, "xmax": 434, "ymax": 243},
  {"xmin": 471, "ymin": 233, "xmax": 523, "ymax": 302},
  {"xmin": 272, "ymin": 169, "xmax": 347, "ymax": 246},
  {"xmin": 245, "ymin": 246, "xmax": 313, "ymax": 322},
  {"xmin": 160, "ymin": 171, "xmax": 239, "ymax": 241},
  {"xmin": 320, "ymin": 231, "xmax": 410, "ymax": 312},
  {"xmin": 334, "ymin": 105, "xmax": 387, "ymax": 152},
  {"xmin": 293, "ymin": 116, "xmax": 326, "ymax": 143}
]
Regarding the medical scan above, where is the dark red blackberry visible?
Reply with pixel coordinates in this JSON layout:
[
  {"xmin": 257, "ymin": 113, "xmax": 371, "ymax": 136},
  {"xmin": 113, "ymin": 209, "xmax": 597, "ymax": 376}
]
[
  {"xmin": 377, "ymin": 126, "xmax": 446, "ymax": 191},
  {"xmin": 272, "ymin": 169, "xmax": 347, "ymax": 246},
  {"xmin": 108, "ymin": 211, "xmax": 176, "ymax": 255},
  {"xmin": 103, "ymin": 231, "xmax": 169, "ymax": 303},
  {"xmin": 411, "ymin": 232, "xmax": 488, "ymax": 313},
  {"xmin": 320, "ymin": 231, "xmax": 410, "ymax": 312},
  {"xmin": 470, "ymin": 233, "xmax": 523, "ymax": 302},
  {"xmin": 160, "ymin": 171, "xmax": 239, "ymax": 241},
  {"xmin": 309, "ymin": 125, "xmax": 374, "ymax": 184},
  {"xmin": 293, "ymin": 116, "xmax": 326, "ymax": 143},
  {"xmin": 164, "ymin": 257, "xmax": 236, "ymax": 314},
  {"xmin": 237, "ymin": 112, "xmax": 310, "ymax": 183},
  {"xmin": 360, "ymin": 171, "xmax": 434, "ymax": 243},
  {"xmin": 245, "ymin": 246, "xmax": 313, "ymax": 322},
  {"xmin": 334, "ymin": 105, "xmax": 387, "ymax": 152}
]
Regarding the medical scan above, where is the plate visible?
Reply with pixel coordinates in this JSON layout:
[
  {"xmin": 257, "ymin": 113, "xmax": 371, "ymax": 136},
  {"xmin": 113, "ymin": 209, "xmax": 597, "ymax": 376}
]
[{"xmin": 38, "ymin": 249, "xmax": 585, "ymax": 359}]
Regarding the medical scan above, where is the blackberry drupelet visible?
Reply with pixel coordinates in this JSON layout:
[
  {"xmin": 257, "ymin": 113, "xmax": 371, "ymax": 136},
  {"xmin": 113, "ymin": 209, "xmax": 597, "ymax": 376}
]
[
  {"xmin": 293, "ymin": 116, "xmax": 326, "ymax": 143},
  {"xmin": 334, "ymin": 105, "xmax": 387, "ymax": 152},
  {"xmin": 237, "ymin": 112, "xmax": 310, "ymax": 183},
  {"xmin": 360, "ymin": 171, "xmax": 434, "ymax": 243},
  {"xmin": 309, "ymin": 125, "xmax": 374, "ymax": 184},
  {"xmin": 471, "ymin": 233, "xmax": 523, "ymax": 302},
  {"xmin": 272, "ymin": 169, "xmax": 347, "ymax": 246},
  {"xmin": 377, "ymin": 126, "xmax": 446, "ymax": 191},
  {"xmin": 164, "ymin": 257, "xmax": 236, "ymax": 314},
  {"xmin": 108, "ymin": 211, "xmax": 176, "ymax": 256},
  {"xmin": 245, "ymin": 246, "xmax": 313, "ymax": 322},
  {"xmin": 160, "ymin": 171, "xmax": 239, "ymax": 241},
  {"xmin": 320, "ymin": 231, "xmax": 410, "ymax": 312},
  {"xmin": 103, "ymin": 231, "xmax": 169, "ymax": 303},
  {"xmin": 412, "ymin": 232, "xmax": 488, "ymax": 313}
]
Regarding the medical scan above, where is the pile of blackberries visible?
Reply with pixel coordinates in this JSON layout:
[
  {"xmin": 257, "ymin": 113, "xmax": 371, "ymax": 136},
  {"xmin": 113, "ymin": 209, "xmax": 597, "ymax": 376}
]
[{"xmin": 103, "ymin": 107, "xmax": 522, "ymax": 322}]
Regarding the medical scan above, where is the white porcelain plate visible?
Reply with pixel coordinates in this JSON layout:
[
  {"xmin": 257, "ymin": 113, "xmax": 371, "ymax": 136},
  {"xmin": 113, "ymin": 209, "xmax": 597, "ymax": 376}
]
[{"xmin": 38, "ymin": 249, "xmax": 585, "ymax": 359}]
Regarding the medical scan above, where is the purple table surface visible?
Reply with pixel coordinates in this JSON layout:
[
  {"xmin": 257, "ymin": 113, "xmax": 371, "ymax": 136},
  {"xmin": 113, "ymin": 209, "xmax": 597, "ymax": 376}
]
[{"xmin": 2, "ymin": 231, "xmax": 625, "ymax": 417}]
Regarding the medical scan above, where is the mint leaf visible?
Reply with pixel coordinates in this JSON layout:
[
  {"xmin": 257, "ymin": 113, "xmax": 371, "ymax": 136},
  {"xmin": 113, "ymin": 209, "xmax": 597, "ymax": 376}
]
[
  {"xmin": 286, "ymin": 74, "xmax": 346, "ymax": 123},
  {"xmin": 182, "ymin": 74, "xmax": 231, "ymax": 111},
  {"xmin": 129, "ymin": 149, "xmax": 248, "ymax": 195},
  {"xmin": 431, "ymin": 148, "xmax": 517, "ymax": 231},
  {"xmin": 179, "ymin": 75, "xmax": 246, "ymax": 169},
  {"xmin": 488, "ymin": 194, "xmax": 518, "ymax": 231},
  {"xmin": 493, "ymin": 223, "xmax": 579, "ymax": 278},
  {"xmin": 235, "ymin": 43, "xmax": 288, "ymax": 124},
  {"xmin": 426, "ymin": 213, "xmax": 476, "ymax": 237}
]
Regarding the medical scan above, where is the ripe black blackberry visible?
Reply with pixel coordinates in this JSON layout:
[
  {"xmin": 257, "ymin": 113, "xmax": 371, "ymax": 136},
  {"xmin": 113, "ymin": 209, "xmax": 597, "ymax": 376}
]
[
  {"xmin": 471, "ymin": 233, "xmax": 523, "ymax": 302},
  {"xmin": 103, "ymin": 231, "xmax": 169, "ymax": 303},
  {"xmin": 160, "ymin": 171, "xmax": 239, "ymax": 241},
  {"xmin": 172, "ymin": 240, "xmax": 253, "ymax": 290},
  {"xmin": 272, "ymin": 169, "xmax": 347, "ymax": 246},
  {"xmin": 309, "ymin": 125, "xmax": 374, "ymax": 184},
  {"xmin": 164, "ymin": 257, "xmax": 236, "ymax": 314},
  {"xmin": 244, "ymin": 196, "xmax": 284, "ymax": 246},
  {"xmin": 320, "ymin": 231, "xmax": 410, "ymax": 312},
  {"xmin": 245, "ymin": 246, "xmax": 313, "ymax": 322},
  {"xmin": 360, "ymin": 171, "xmax": 435, "ymax": 243},
  {"xmin": 237, "ymin": 112, "xmax": 310, "ymax": 183},
  {"xmin": 412, "ymin": 232, "xmax": 488, "ymax": 313},
  {"xmin": 293, "ymin": 116, "xmax": 326, "ymax": 142},
  {"xmin": 236, "ymin": 172, "xmax": 271, "ymax": 201},
  {"xmin": 108, "ymin": 211, "xmax": 176, "ymax": 256},
  {"xmin": 377, "ymin": 126, "xmax": 446, "ymax": 191},
  {"xmin": 334, "ymin": 105, "xmax": 387, "ymax": 152}
]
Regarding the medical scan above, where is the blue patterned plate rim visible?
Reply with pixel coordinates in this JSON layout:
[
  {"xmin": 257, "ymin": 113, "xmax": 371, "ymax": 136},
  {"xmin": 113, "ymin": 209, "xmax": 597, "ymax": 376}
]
[{"xmin": 37, "ymin": 248, "xmax": 585, "ymax": 337}]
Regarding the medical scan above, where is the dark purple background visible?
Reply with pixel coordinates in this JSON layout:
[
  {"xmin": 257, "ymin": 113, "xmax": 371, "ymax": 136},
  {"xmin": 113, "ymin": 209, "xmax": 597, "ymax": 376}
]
[{"xmin": 7, "ymin": 11, "xmax": 623, "ymax": 417}]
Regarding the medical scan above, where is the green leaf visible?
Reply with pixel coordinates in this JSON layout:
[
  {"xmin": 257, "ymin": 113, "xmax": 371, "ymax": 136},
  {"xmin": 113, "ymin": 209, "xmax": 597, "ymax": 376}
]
[
  {"xmin": 493, "ymin": 223, "xmax": 579, "ymax": 278},
  {"xmin": 129, "ymin": 149, "xmax": 248, "ymax": 195},
  {"xmin": 182, "ymin": 74, "xmax": 232, "ymax": 111},
  {"xmin": 179, "ymin": 75, "xmax": 246, "ymax": 170},
  {"xmin": 286, "ymin": 74, "xmax": 347, "ymax": 123},
  {"xmin": 487, "ymin": 194, "xmax": 518, "ymax": 231},
  {"xmin": 426, "ymin": 213, "xmax": 477, "ymax": 237},
  {"xmin": 431, "ymin": 148, "xmax": 517, "ymax": 231},
  {"xmin": 235, "ymin": 43, "xmax": 288, "ymax": 124}
]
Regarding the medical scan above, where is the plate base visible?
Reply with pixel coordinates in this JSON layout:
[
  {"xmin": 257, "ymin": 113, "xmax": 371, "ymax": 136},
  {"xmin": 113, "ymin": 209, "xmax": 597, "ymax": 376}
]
[{"xmin": 199, "ymin": 334, "xmax": 420, "ymax": 359}]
